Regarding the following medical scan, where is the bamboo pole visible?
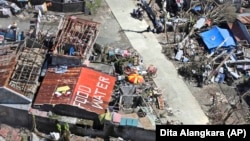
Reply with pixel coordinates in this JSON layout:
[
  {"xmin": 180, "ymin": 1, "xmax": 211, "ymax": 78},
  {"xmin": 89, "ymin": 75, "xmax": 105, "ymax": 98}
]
[{"xmin": 205, "ymin": 48, "xmax": 236, "ymax": 83}]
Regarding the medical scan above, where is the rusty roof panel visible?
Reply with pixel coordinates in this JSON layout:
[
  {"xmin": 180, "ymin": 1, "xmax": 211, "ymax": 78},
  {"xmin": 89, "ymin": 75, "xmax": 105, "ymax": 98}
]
[
  {"xmin": 0, "ymin": 47, "xmax": 17, "ymax": 87},
  {"xmin": 237, "ymin": 13, "xmax": 250, "ymax": 24},
  {"xmin": 34, "ymin": 67, "xmax": 81, "ymax": 105},
  {"xmin": 228, "ymin": 21, "xmax": 250, "ymax": 44},
  {"xmin": 34, "ymin": 67, "xmax": 116, "ymax": 114},
  {"xmin": 8, "ymin": 46, "xmax": 47, "ymax": 98},
  {"xmin": 0, "ymin": 39, "xmax": 47, "ymax": 100}
]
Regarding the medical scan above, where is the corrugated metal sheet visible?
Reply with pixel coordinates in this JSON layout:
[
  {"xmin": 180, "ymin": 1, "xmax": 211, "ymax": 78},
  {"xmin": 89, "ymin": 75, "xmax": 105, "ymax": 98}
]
[
  {"xmin": 228, "ymin": 20, "xmax": 250, "ymax": 44},
  {"xmin": 0, "ymin": 39, "xmax": 47, "ymax": 102},
  {"xmin": 8, "ymin": 45, "xmax": 47, "ymax": 98},
  {"xmin": 0, "ymin": 46, "xmax": 17, "ymax": 87},
  {"xmin": 237, "ymin": 13, "xmax": 250, "ymax": 24},
  {"xmin": 34, "ymin": 67, "xmax": 116, "ymax": 114}
]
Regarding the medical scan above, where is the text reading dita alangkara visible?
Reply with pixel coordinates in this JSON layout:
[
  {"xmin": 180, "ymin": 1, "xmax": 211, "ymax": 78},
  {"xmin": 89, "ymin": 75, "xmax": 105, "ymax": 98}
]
[{"xmin": 160, "ymin": 128, "xmax": 246, "ymax": 139}]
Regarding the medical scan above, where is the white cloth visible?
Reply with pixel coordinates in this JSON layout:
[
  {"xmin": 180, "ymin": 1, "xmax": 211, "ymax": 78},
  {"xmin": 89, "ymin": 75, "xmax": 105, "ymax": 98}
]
[
  {"xmin": 219, "ymin": 67, "xmax": 224, "ymax": 73},
  {"xmin": 175, "ymin": 50, "xmax": 183, "ymax": 61},
  {"xmin": 35, "ymin": 3, "xmax": 47, "ymax": 13},
  {"xmin": 10, "ymin": 3, "xmax": 21, "ymax": 12},
  {"xmin": 2, "ymin": 8, "xmax": 12, "ymax": 16}
]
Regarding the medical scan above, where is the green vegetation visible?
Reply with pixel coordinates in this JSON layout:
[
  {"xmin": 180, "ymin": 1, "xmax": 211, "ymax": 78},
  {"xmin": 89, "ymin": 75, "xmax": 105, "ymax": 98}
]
[
  {"xmin": 85, "ymin": 0, "xmax": 102, "ymax": 15},
  {"xmin": 21, "ymin": 135, "xmax": 28, "ymax": 141},
  {"xmin": 57, "ymin": 123, "xmax": 71, "ymax": 141}
]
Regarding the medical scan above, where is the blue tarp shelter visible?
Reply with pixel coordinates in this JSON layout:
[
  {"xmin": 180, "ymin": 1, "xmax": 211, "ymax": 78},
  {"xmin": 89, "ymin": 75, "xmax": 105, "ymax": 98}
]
[{"xmin": 200, "ymin": 26, "xmax": 236, "ymax": 53}]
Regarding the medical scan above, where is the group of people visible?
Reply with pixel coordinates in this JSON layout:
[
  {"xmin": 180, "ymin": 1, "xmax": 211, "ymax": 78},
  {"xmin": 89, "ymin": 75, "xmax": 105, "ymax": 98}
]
[{"xmin": 131, "ymin": 0, "xmax": 167, "ymax": 34}]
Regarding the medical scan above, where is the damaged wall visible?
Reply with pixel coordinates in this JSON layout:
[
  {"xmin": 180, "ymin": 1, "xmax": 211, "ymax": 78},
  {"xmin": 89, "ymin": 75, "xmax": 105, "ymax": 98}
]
[
  {"xmin": 37, "ymin": 104, "xmax": 101, "ymax": 128},
  {"xmin": 0, "ymin": 105, "xmax": 155, "ymax": 141}
]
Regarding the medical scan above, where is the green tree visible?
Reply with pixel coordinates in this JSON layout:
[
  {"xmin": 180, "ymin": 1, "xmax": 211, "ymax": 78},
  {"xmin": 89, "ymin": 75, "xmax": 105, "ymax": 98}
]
[{"xmin": 85, "ymin": 0, "xmax": 102, "ymax": 15}]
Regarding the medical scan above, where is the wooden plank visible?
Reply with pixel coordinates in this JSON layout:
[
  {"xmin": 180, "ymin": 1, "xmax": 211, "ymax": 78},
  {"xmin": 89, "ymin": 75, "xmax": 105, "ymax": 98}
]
[
  {"xmin": 157, "ymin": 95, "xmax": 164, "ymax": 110},
  {"xmin": 139, "ymin": 117, "xmax": 154, "ymax": 130}
]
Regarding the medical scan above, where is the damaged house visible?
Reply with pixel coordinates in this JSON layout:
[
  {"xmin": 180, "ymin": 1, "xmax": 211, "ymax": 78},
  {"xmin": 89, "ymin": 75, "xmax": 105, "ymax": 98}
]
[
  {"xmin": 33, "ymin": 66, "xmax": 116, "ymax": 128},
  {"xmin": 51, "ymin": 15, "xmax": 100, "ymax": 66},
  {"xmin": 0, "ymin": 11, "xmax": 156, "ymax": 139},
  {"xmin": 0, "ymin": 39, "xmax": 47, "ymax": 126}
]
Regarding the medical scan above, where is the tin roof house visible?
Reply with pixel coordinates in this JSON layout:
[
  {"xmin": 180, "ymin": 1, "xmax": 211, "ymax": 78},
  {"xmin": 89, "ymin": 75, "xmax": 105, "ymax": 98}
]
[
  {"xmin": 0, "ymin": 37, "xmax": 51, "ymax": 129},
  {"xmin": 32, "ymin": 66, "xmax": 116, "ymax": 127},
  {"xmin": 0, "ymin": 39, "xmax": 47, "ymax": 109}
]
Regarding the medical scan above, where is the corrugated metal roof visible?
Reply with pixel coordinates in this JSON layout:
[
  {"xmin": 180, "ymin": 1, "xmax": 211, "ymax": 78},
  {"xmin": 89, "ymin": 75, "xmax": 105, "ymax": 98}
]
[
  {"xmin": 34, "ymin": 67, "xmax": 116, "ymax": 114},
  {"xmin": 9, "ymin": 45, "xmax": 47, "ymax": 98},
  {"xmin": 228, "ymin": 20, "xmax": 250, "ymax": 44},
  {"xmin": 0, "ymin": 39, "xmax": 47, "ymax": 102},
  {"xmin": 237, "ymin": 13, "xmax": 250, "ymax": 24},
  {"xmin": 0, "ymin": 46, "xmax": 17, "ymax": 87}
]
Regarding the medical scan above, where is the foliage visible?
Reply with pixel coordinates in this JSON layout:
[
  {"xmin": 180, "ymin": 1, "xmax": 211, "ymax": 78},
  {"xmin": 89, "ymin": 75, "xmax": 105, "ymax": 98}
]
[
  {"xmin": 85, "ymin": 0, "xmax": 102, "ymax": 15},
  {"xmin": 56, "ymin": 123, "xmax": 70, "ymax": 133},
  {"xmin": 185, "ymin": 0, "xmax": 237, "ymax": 24},
  {"xmin": 202, "ymin": 1, "xmax": 237, "ymax": 23},
  {"xmin": 56, "ymin": 123, "xmax": 62, "ymax": 133},
  {"xmin": 56, "ymin": 123, "xmax": 71, "ymax": 141},
  {"xmin": 222, "ymin": 5, "xmax": 237, "ymax": 23}
]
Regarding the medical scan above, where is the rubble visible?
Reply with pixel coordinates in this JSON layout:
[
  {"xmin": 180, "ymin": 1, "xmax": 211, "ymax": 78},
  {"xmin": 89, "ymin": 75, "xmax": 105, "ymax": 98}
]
[
  {"xmin": 1, "ymin": 1, "xmax": 250, "ymax": 141},
  {"xmin": 148, "ymin": 1, "xmax": 250, "ymax": 88},
  {"xmin": 137, "ymin": 0, "xmax": 250, "ymax": 124}
]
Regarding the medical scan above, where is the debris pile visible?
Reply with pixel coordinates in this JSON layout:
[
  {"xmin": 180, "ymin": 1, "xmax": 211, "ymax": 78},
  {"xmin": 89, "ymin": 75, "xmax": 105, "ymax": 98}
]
[
  {"xmin": 136, "ymin": 0, "xmax": 250, "ymax": 88},
  {"xmin": 135, "ymin": 0, "xmax": 250, "ymax": 124}
]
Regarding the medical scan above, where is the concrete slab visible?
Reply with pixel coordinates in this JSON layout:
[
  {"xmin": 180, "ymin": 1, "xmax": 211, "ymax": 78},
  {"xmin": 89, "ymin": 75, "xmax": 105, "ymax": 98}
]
[{"xmin": 106, "ymin": 0, "xmax": 209, "ymax": 124}]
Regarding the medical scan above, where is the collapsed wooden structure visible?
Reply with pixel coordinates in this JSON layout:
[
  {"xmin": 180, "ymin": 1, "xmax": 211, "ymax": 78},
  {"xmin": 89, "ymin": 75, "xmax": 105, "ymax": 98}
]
[{"xmin": 52, "ymin": 16, "xmax": 100, "ymax": 62}]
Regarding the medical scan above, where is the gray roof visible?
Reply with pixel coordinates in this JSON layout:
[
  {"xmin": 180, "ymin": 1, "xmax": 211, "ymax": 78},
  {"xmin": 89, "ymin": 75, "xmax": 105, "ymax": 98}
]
[{"xmin": 0, "ymin": 87, "xmax": 31, "ymax": 104}]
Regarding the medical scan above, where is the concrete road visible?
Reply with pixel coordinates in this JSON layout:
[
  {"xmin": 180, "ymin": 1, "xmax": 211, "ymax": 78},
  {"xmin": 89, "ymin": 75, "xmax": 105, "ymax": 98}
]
[{"xmin": 106, "ymin": 0, "xmax": 209, "ymax": 124}]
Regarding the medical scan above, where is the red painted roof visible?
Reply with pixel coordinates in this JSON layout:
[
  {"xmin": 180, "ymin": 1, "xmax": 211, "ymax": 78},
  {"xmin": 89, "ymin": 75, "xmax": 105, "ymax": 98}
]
[{"xmin": 34, "ymin": 67, "xmax": 116, "ymax": 114}]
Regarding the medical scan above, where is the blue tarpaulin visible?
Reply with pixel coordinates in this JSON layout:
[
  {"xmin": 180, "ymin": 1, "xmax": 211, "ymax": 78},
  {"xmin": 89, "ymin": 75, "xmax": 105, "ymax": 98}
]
[
  {"xmin": 200, "ymin": 26, "xmax": 236, "ymax": 52},
  {"xmin": 192, "ymin": 6, "xmax": 202, "ymax": 11}
]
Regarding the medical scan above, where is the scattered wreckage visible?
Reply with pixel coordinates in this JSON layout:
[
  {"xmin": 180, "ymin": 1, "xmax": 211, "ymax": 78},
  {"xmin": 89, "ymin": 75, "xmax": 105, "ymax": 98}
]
[
  {"xmin": 0, "ymin": 5, "xmax": 180, "ymax": 141},
  {"xmin": 137, "ymin": 0, "xmax": 250, "ymax": 89},
  {"xmin": 170, "ymin": 19, "xmax": 250, "ymax": 88}
]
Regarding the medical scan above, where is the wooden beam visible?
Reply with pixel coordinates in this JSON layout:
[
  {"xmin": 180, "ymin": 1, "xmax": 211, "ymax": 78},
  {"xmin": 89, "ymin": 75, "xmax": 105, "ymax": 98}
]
[
  {"xmin": 206, "ymin": 49, "xmax": 236, "ymax": 83},
  {"xmin": 225, "ymin": 60, "xmax": 250, "ymax": 65}
]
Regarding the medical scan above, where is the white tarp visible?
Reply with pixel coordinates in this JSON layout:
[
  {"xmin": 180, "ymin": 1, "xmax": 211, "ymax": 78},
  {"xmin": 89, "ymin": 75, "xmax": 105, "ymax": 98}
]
[
  {"xmin": 194, "ymin": 17, "xmax": 206, "ymax": 29},
  {"xmin": 1, "ymin": 7, "xmax": 12, "ymax": 16},
  {"xmin": 175, "ymin": 49, "xmax": 183, "ymax": 61}
]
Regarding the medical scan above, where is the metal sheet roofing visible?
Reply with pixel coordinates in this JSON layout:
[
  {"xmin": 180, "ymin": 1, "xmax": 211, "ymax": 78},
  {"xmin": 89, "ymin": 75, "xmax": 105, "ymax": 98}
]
[
  {"xmin": 228, "ymin": 21, "xmax": 250, "ymax": 43},
  {"xmin": 0, "ymin": 39, "xmax": 47, "ymax": 103},
  {"xmin": 237, "ymin": 13, "xmax": 250, "ymax": 24},
  {"xmin": 0, "ymin": 46, "xmax": 17, "ymax": 87},
  {"xmin": 34, "ymin": 67, "xmax": 116, "ymax": 114}
]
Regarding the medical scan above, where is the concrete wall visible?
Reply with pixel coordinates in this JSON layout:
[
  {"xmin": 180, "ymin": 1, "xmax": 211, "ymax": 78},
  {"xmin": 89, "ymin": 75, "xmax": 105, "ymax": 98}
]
[
  {"xmin": 0, "ymin": 105, "xmax": 32, "ymax": 129},
  {"xmin": 0, "ymin": 105, "xmax": 156, "ymax": 141}
]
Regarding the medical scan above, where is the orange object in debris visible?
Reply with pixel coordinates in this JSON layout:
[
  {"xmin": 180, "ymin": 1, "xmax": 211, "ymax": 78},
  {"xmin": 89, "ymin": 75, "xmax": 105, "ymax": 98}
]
[
  {"xmin": 128, "ymin": 73, "xmax": 144, "ymax": 84},
  {"xmin": 206, "ymin": 19, "xmax": 212, "ymax": 26}
]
